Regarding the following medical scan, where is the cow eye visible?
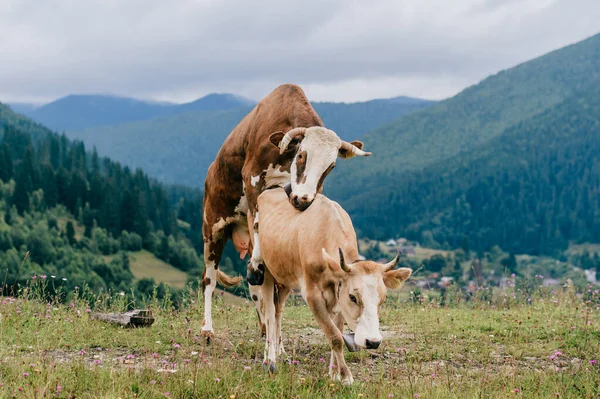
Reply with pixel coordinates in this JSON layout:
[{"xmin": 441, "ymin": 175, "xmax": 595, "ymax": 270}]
[
  {"xmin": 297, "ymin": 153, "xmax": 303, "ymax": 160},
  {"xmin": 349, "ymin": 294, "xmax": 357, "ymax": 304}
]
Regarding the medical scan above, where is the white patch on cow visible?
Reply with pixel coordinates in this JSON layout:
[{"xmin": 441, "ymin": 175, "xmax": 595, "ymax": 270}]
[
  {"xmin": 202, "ymin": 260, "xmax": 217, "ymax": 333},
  {"xmin": 290, "ymin": 127, "xmax": 341, "ymax": 202},
  {"xmin": 234, "ymin": 193, "xmax": 248, "ymax": 215},
  {"xmin": 250, "ymin": 174, "xmax": 261, "ymax": 187},
  {"xmin": 353, "ymin": 275, "xmax": 383, "ymax": 348},
  {"xmin": 264, "ymin": 163, "xmax": 290, "ymax": 188}
]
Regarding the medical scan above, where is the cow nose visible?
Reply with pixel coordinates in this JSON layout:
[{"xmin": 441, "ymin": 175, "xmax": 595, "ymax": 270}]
[
  {"xmin": 365, "ymin": 339, "xmax": 381, "ymax": 350},
  {"xmin": 290, "ymin": 194, "xmax": 312, "ymax": 210},
  {"xmin": 291, "ymin": 195, "xmax": 300, "ymax": 208}
]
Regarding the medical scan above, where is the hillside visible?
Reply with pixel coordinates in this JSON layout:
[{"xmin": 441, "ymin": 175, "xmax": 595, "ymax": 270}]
[
  {"xmin": 15, "ymin": 93, "xmax": 255, "ymax": 131},
  {"xmin": 65, "ymin": 97, "xmax": 434, "ymax": 187},
  {"xmin": 346, "ymin": 83, "xmax": 600, "ymax": 255},
  {"xmin": 328, "ymin": 32, "xmax": 600, "ymax": 202},
  {"xmin": 0, "ymin": 101, "xmax": 215, "ymax": 295}
]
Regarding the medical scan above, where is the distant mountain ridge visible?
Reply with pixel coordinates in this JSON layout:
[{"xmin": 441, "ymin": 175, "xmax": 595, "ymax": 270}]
[
  {"xmin": 62, "ymin": 96, "xmax": 435, "ymax": 186},
  {"xmin": 12, "ymin": 93, "xmax": 256, "ymax": 131}
]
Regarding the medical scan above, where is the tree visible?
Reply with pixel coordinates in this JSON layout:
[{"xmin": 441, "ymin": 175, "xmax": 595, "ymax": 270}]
[
  {"xmin": 460, "ymin": 235, "xmax": 471, "ymax": 259},
  {"xmin": 66, "ymin": 221, "xmax": 76, "ymax": 245},
  {"xmin": 12, "ymin": 146, "xmax": 37, "ymax": 214},
  {"xmin": 426, "ymin": 254, "xmax": 447, "ymax": 273},
  {"xmin": 4, "ymin": 205, "xmax": 13, "ymax": 225},
  {"xmin": 83, "ymin": 203, "xmax": 94, "ymax": 238},
  {"xmin": 121, "ymin": 252, "xmax": 130, "ymax": 270},
  {"xmin": 501, "ymin": 253, "xmax": 518, "ymax": 274},
  {"xmin": 0, "ymin": 143, "xmax": 13, "ymax": 182}
]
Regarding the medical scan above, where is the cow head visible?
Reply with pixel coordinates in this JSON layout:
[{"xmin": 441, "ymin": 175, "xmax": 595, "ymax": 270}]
[
  {"xmin": 322, "ymin": 248, "xmax": 412, "ymax": 350},
  {"xmin": 270, "ymin": 127, "xmax": 371, "ymax": 211}
]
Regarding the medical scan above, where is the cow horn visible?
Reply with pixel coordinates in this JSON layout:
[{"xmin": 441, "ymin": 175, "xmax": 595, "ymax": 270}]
[
  {"xmin": 279, "ymin": 127, "xmax": 307, "ymax": 154},
  {"xmin": 381, "ymin": 251, "xmax": 401, "ymax": 272},
  {"xmin": 340, "ymin": 141, "xmax": 372, "ymax": 157},
  {"xmin": 339, "ymin": 248, "xmax": 352, "ymax": 272}
]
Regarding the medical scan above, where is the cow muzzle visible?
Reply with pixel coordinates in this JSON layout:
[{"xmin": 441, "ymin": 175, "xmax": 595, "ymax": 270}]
[{"xmin": 289, "ymin": 194, "xmax": 313, "ymax": 211}]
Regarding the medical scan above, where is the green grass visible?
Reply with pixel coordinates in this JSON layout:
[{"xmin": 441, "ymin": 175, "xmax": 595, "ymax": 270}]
[
  {"xmin": 129, "ymin": 250, "xmax": 189, "ymax": 289},
  {"xmin": 0, "ymin": 283, "xmax": 599, "ymax": 398}
]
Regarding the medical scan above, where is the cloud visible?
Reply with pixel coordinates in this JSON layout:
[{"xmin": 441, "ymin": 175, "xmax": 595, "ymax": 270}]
[{"xmin": 0, "ymin": 0, "xmax": 599, "ymax": 103}]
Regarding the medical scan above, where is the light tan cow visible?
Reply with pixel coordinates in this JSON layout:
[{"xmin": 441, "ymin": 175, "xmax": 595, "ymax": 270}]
[{"xmin": 256, "ymin": 188, "xmax": 412, "ymax": 385}]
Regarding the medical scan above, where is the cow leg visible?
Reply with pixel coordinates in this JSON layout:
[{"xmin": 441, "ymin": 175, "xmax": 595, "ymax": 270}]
[
  {"xmin": 306, "ymin": 293, "xmax": 353, "ymax": 385},
  {"xmin": 201, "ymin": 235, "xmax": 226, "ymax": 341},
  {"xmin": 249, "ymin": 284, "xmax": 266, "ymax": 337},
  {"xmin": 261, "ymin": 268, "xmax": 278, "ymax": 372},
  {"xmin": 329, "ymin": 312, "xmax": 345, "ymax": 379},
  {"xmin": 245, "ymin": 216, "xmax": 266, "ymax": 338},
  {"xmin": 274, "ymin": 283, "xmax": 291, "ymax": 358},
  {"xmin": 246, "ymin": 211, "xmax": 265, "ymax": 286}
]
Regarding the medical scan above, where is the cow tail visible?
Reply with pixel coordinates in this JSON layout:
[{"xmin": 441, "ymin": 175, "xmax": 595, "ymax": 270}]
[{"xmin": 216, "ymin": 270, "xmax": 243, "ymax": 287}]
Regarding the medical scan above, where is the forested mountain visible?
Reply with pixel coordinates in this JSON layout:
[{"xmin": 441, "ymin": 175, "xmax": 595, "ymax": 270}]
[
  {"xmin": 15, "ymin": 93, "xmax": 255, "ymax": 131},
  {"xmin": 0, "ymin": 102, "xmax": 214, "ymax": 295},
  {"xmin": 64, "ymin": 97, "xmax": 434, "ymax": 186},
  {"xmin": 342, "ymin": 78, "xmax": 600, "ymax": 256},
  {"xmin": 328, "ymin": 33, "xmax": 600, "ymax": 202}
]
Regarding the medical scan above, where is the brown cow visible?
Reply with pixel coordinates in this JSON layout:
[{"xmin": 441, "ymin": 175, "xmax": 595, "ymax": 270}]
[
  {"xmin": 201, "ymin": 84, "xmax": 371, "ymax": 339},
  {"xmin": 256, "ymin": 188, "xmax": 412, "ymax": 385}
]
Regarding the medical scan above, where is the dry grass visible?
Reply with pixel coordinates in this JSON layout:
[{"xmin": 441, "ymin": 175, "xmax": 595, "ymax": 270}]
[{"xmin": 129, "ymin": 250, "xmax": 189, "ymax": 289}]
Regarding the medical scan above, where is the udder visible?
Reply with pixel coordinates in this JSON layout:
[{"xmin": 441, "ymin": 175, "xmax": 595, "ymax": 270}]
[{"xmin": 232, "ymin": 224, "xmax": 250, "ymax": 259}]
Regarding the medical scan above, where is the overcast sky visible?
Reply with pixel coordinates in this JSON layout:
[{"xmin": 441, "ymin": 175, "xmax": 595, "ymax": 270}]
[{"xmin": 1, "ymin": 0, "xmax": 599, "ymax": 104}]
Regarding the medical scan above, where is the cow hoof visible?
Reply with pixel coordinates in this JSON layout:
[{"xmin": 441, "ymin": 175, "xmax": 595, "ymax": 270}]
[
  {"xmin": 200, "ymin": 329, "xmax": 214, "ymax": 344},
  {"xmin": 247, "ymin": 268, "xmax": 264, "ymax": 286},
  {"xmin": 342, "ymin": 375, "xmax": 354, "ymax": 386},
  {"xmin": 263, "ymin": 362, "xmax": 277, "ymax": 373}
]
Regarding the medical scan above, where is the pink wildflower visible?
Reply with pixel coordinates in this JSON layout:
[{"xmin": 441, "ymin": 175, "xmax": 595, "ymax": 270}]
[{"xmin": 23, "ymin": 372, "xmax": 29, "ymax": 377}]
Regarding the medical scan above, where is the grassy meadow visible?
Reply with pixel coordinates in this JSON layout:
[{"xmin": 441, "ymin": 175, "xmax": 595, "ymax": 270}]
[{"xmin": 0, "ymin": 280, "xmax": 599, "ymax": 398}]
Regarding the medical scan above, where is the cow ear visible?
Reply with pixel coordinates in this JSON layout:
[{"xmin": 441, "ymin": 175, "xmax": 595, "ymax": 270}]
[
  {"xmin": 270, "ymin": 131, "xmax": 300, "ymax": 152},
  {"xmin": 269, "ymin": 132, "xmax": 285, "ymax": 147},
  {"xmin": 383, "ymin": 268, "xmax": 412, "ymax": 289},
  {"xmin": 322, "ymin": 248, "xmax": 344, "ymax": 277}
]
